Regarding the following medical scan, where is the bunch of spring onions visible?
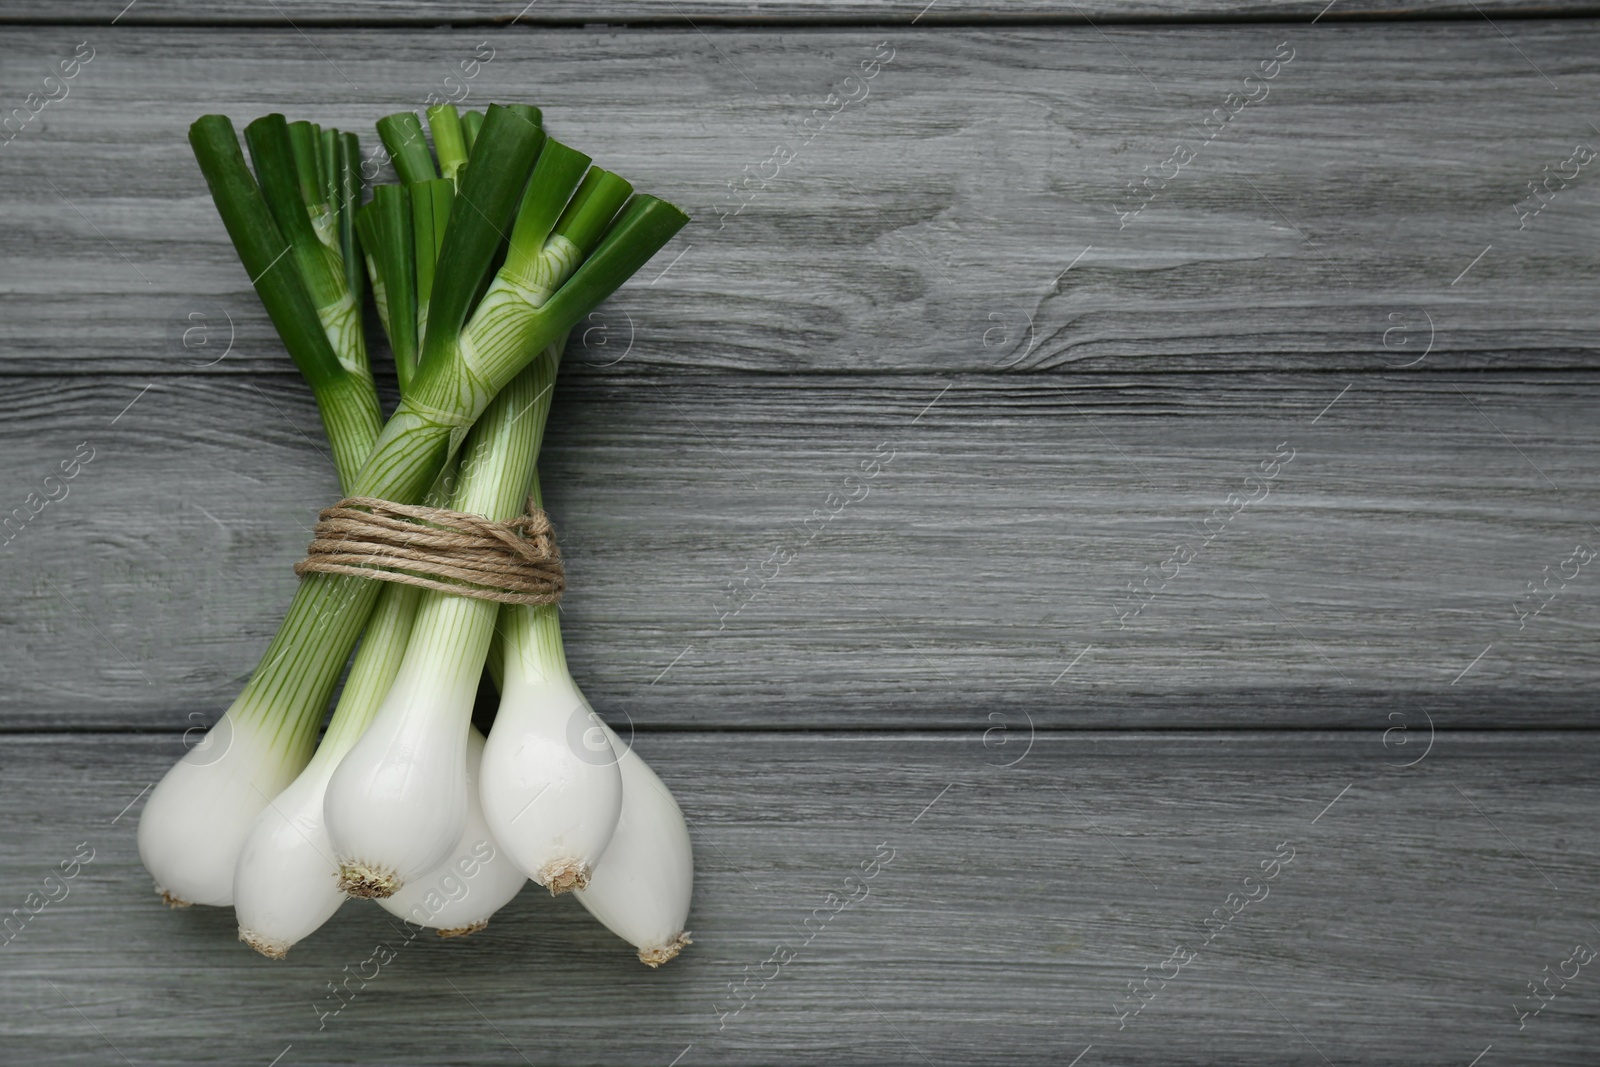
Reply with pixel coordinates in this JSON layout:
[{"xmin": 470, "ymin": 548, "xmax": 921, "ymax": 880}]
[{"xmin": 137, "ymin": 103, "xmax": 694, "ymax": 967}]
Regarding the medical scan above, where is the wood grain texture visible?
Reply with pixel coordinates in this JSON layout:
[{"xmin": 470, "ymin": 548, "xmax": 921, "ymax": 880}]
[
  {"xmin": 2, "ymin": 4, "xmax": 1597, "ymax": 1063},
  {"xmin": 4, "ymin": 1, "xmax": 1596, "ymax": 25},
  {"xmin": 2, "ymin": 24, "xmax": 1598, "ymax": 375},
  {"xmin": 1, "ymin": 371, "xmax": 1594, "ymax": 731},
  {"xmin": 1, "ymin": 731, "xmax": 1595, "ymax": 1065}
]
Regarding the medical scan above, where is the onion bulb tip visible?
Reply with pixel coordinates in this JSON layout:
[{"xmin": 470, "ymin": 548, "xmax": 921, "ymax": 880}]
[
  {"xmin": 337, "ymin": 863, "xmax": 400, "ymax": 899},
  {"xmin": 537, "ymin": 858, "xmax": 591, "ymax": 895},
  {"xmin": 158, "ymin": 888, "xmax": 192, "ymax": 909},
  {"xmin": 638, "ymin": 931, "xmax": 692, "ymax": 968},
  {"xmin": 436, "ymin": 920, "xmax": 490, "ymax": 939},
  {"xmin": 238, "ymin": 927, "xmax": 290, "ymax": 960}
]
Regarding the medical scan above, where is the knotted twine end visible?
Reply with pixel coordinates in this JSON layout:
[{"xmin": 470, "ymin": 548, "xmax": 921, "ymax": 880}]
[{"xmin": 294, "ymin": 496, "xmax": 564, "ymax": 605}]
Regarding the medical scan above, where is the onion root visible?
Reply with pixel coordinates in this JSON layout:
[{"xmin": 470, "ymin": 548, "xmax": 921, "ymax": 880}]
[
  {"xmin": 437, "ymin": 920, "xmax": 490, "ymax": 939},
  {"xmin": 238, "ymin": 927, "xmax": 290, "ymax": 959},
  {"xmin": 638, "ymin": 931, "xmax": 692, "ymax": 968},
  {"xmin": 338, "ymin": 863, "xmax": 400, "ymax": 899},
  {"xmin": 538, "ymin": 858, "xmax": 590, "ymax": 895}
]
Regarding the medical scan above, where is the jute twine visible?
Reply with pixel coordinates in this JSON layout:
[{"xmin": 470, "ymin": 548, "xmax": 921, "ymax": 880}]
[{"xmin": 294, "ymin": 496, "xmax": 564, "ymax": 605}]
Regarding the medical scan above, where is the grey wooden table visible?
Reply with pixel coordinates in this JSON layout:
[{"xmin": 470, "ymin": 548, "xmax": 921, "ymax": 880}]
[{"xmin": 2, "ymin": 2, "xmax": 1598, "ymax": 1065}]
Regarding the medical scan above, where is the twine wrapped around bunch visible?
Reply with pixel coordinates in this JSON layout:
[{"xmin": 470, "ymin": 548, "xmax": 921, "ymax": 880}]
[{"xmin": 294, "ymin": 496, "xmax": 564, "ymax": 605}]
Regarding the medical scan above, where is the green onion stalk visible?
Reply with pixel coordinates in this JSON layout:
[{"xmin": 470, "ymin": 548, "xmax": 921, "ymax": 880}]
[
  {"xmin": 475, "ymin": 465, "xmax": 625, "ymax": 895},
  {"xmin": 139, "ymin": 103, "xmax": 688, "ymax": 908},
  {"xmin": 242, "ymin": 115, "xmax": 372, "ymax": 413},
  {"xmin": 136, "ymin": 111, "xmax": 385, "ymax": 912},
  {"xmin": 477, "ymin": 469, "xmax": 693, "ymax": 963},
  {"xmin": 233, "ymin": 115, "xmax": 464, "ymax": 952},
  {"xmin": 323, "ymin": 349, "xmax": 559, "ymax": 899},
  {"xmin": 183, "ymin": 114, "xmax": 381, "ymax": 489},
  {"xmin": 322, "ymin": 103, "xmax": 619, "ymax": 899}
]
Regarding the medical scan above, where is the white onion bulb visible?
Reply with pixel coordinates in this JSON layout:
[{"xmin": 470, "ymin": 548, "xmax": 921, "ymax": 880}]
[
  {"xmin": 379, "ymin": 728, "xmax": 528, "ymax": 936},
  {"xmin": 575, "ymin": 723, "xmax": 694, "ymax": 967},
  {"xmin": 232, "ymin": 746, "xmax": 346, "ymax": 958},
  {"xmin": 481, "ymin": 605, "xmax": 623, "ymax": 893},
  {"xmin": 233, "ymin": 583, "xmax": 428, "ymax": 955},
  {"xmin": 138, "ymin": 711, "xmax": 303, "ymax": 908},
  {"xmin": 323, "ymin": 597, "xmax": 487, "ymax": 897}
]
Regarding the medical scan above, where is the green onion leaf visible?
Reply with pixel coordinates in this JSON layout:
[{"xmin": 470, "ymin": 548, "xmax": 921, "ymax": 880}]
[
  {"xmin": 460, "ymin": 109, "xmax": 484, "ymax": 154},
  {"xmin": 376, "ymin": 111, "xmax": 438, "ymax": 185},
  {"xmin": 504, "ymin": 138, "xmax": 591, "ymax": 282},
  {"xmin": 188, "ymin": 114, "xmax": 380, "ymax": 490},
  {"xmin": 552, "ymin": 167, "xmax": 634, "ymax": 256},
  {"xmin": 358, "ymin": 184, "xmax": 419, "ymax": 391},
  {"xmin": 336, "ymin": 130, "xmax": 365, "ymax": 307},
  {"xmin": 416, "ymin": 102, "xmax": 546, "ymax": 376},
  {"xmin": 427, "ymin": 104, "xmax": 470, "ymax": 186}
]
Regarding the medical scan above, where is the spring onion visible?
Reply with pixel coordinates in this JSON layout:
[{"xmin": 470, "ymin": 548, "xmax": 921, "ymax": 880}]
[
  {"xmin": 235, "ymin": 130, "xmax": 459, "ymax": 951},
  {"xmin": 139, "ymin": 115, "xmax": 381, "ymax": 907},
  {"xmin": 142, "ymin": 99, "xmax": 696, "ymax": 968},
  {"xmin": 481, "ymin": 471, "xmax": 624, "ymax": 894},
  {"xmin": 376, "ymin": 727, "xmax": 529, "ymax": 936},
  {"xmin": 324, "ymin": 355, "xmax": 553, "ymax": 896},
  {"xmin": 140, "ymin": 103, "xmax": 686, "ymax": 907},
  {"xmin": 325, "ymin": 106, "xmax": 626, "ymax": 897},
  {"xmin": 234, "ymin": 582, "xmax": 423, "ymax": 956}
]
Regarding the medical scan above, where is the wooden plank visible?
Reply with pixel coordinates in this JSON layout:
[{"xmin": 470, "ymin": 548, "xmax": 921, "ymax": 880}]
[
  {"xmin": 2, "ymin": 24, "xmax": 1598, "ymax": 374},
  {"xmin": 2, "ymin": 371, "xmax": 1595, "ymax": 731},
  {"xmin": 1, "ymin": 731, "xmax": 1596, "ymax": 1064},
  {"xmin": 3, "ymin": 1, "xmax": 1594, "ymax": 25}
]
